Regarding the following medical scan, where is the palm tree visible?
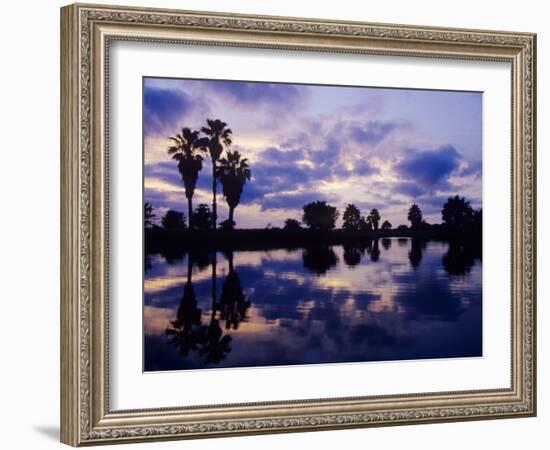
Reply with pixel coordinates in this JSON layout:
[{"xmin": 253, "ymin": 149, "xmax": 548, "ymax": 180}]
[
  {"xmin": 441, "ymin": 195, "xmax": 473, "ymax": 229},
  {"xmin": 168, "ymin": 128, "xmax": 207, "ymax": 229},
  {"xmin": 369, "ymin": 208, "xmax": 381, "ymax": 230},
  {"xmin": 407, "ymin": 204, "xmax": 423, "ymax": 229},
  {"xmin": 217, "ymin": 150, "xmax": 251, "ymax": 228},
  {"xmin": 201, "ymin": 119, "xmax": 233, "ymax": 230}
]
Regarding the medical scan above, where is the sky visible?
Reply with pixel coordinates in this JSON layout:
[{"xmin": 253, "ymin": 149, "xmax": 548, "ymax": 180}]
[{"xmin": 143, "ymin": 77, "xmax": 482, "ymax": 228}]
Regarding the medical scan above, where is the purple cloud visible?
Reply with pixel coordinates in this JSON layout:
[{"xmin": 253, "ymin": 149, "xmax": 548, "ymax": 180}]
[
  {"xmin": 348, "ymin": 120, "xmax": 401, "ymax": 145},
  {"xmin": 144, "ymin": 161, "xmax": 182, "ymax": 188},
  {"xmin": 260, "ymin": 192, "xmax": 339, "ymax": 211},
  {"xmin": 459, "ymin": 159, "xmax": 482, "ymax": 177},
  {"xmin": 393, "ymin": 181, "xmax": 425, "ymax": 198},
  {"xmin": 209, "ymin": 80, "xmax": 307, "ymax": 109},
  {"xmin": 144, "ymin": 86, "xmax": 199, "ymax": 136},
  {"xmin": 395, "ymin": 145, "xmax": 461, "ymax": 190}
]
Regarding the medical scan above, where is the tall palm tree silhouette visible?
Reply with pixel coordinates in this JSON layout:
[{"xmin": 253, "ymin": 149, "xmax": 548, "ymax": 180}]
[
  {"xmin": 201, "ymin": 119, "xmax": 233, "ymax": 230},
  {"xmin": 168, "ymin": 128, "xmax": 207, "ymax": 229},
  {"xmin": 217, "ymin": 150, "xmax": 251, "ymax": 228}
]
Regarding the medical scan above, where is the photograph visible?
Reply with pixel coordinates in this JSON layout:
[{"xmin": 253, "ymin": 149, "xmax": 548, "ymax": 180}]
[
  {"xmin": 143, "ymin": 77, "xmax": 483, "ymax": 372},
  {"xmin": 55, "ymin": 2, "xmax": 536, "ymax": 446}
]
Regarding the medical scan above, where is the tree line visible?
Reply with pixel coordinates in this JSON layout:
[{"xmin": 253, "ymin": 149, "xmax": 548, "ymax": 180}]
[
  {"xmin": 282, "ymin": 195, "xmax": 481, "ymax": 233},
  {"xmin": 147, "ymin": 194, "xmax": 481, "ymax": 234}
]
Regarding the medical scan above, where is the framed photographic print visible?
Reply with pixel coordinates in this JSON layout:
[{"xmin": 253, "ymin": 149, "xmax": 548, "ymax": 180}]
[{"xmin": 60, "ymin": 3, "xmax": 537, "ymax": 446}]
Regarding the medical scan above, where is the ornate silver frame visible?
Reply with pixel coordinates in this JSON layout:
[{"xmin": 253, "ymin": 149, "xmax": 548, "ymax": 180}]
[{"xmin": 60, "ymin": 3, "xmax": 536, "ymax": 446}]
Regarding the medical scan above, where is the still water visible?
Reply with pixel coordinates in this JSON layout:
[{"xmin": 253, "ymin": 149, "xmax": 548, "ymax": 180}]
[{"xmin": 144, "ymin": 238, "xmax": 482, "ymax": 371}]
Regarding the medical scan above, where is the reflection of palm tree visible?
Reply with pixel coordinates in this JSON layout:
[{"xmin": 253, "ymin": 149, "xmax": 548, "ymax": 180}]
[
  {"xmin": 198, "ymin": 318, "xmax": 232, "ymax": 365},
  {"xmin": 303, "ymin": 246, "xmax": 338, "ymax": 275},
  {"xmin": 219, "ymin": 252, "xmax": 250, "ymax": 330},
  {"xmin": 408, "ymin": 239, "xmax": 424, "ymax": 268},
  {"xmin": 442, "ymin": 240, "xmax": 478, "ymax": 276},
  {"xmin": 168, "ymin": 128, "xmax": 207, "ymax": 230},
  {"xmin": 370, "ymin": 239, "xmax": 380, "ymax": 262},
  {"xmin": 381, "ymin": 238, "xmax": 392, "ymax": 251},
  {"xmin": 166, "ymin": 255, "xmax": 203, "ymax": 357},
  {"xmin": 195, "ymin": 249, "xmax": 233, "ymax": 365},
  {"xmin": 217, "ymin": 150, "xmax": 251, "ymax": 228},
  {"xmin": 201, "ymin": 119, "xmax": 233, "ymax": 230},
  {"xmin": 397, "ymin": 238, "xmax": 408, "ymax": 247},
  {"xmin": 343, "ymin": 243, "xmax": 362, "ymax": 267},
  {"xmin": 192, "ymin": 248, "xmax": 211, "ymax": 272}
]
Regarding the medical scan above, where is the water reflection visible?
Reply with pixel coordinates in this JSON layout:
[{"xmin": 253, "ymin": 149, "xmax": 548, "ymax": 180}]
[
  {"xmin": 145, "ymin": 238, "xmax": 482, "ymax": 371},
  {"xmin": 302, "ymin": 245, "xmax": 338, "ymax": 275},
  {"xmin": 408, "ymin": 239, "xmax": 425, "ymax": 269}
]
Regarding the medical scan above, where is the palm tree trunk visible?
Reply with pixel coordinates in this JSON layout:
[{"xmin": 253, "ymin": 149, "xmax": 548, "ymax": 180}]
[
  {"xmin": 187, "ymin": 197, "xmax": 193, "ymax": 230},
  {"xmin": 228, "ymin": 206, "xmax": 234, "ymax": 224},
  {"xmin": 212, "ymin": 162, "xmax": 217, "ymax": 230},
  {"xmin": 227, "ymin": 251, "xmax": 234, "ymax": 273}
]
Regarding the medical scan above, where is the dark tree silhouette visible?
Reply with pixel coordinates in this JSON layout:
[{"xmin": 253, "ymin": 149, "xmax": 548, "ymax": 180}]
[
  {"xmin": 302, "ymin": 201, "xmax": 339, "ymax": 231},
  {"xmin": 165, "ymin": 255, "xmax": 203, "ymax": 357},
  {"xmin": 217, "ymin": 150, "xmax": 251, "ymax": 228},
  {"xmin": 407, "ymin": 204, "xmax": 423, "ymax": 229},
  {"xmin": 381, "ymin": 238, "xmax": 392, "ymax": 250},
  {"xmin": 192, "ymin": 204, "xmax": 213, "ymax": 230},
  {"xmin": 369, "ymin": 208, "xmax": 381, "ymax": 230},
  {"xmin": 442, "ymin": 195, "xmax": 474, "ymax": 229},
  {"xmin": 192, "ymin": 248, "xmax": 212, "ymax": 271},
  {"xmin": 198, "ymin": 316, "xmax": 232, "ymax": 365},
  {"xmin": 408, "ymin": 239, "xmax": 424, "ymax": 268},
  {"xmin": 397, "ymin": 237, "xmax": 409, "ymax": 247},
  {"xmin": 370, "ymin": 239, "xmax": 380, "ymax": 262},
  {"xmin": 442, "ymin": 240, "xmax": 478, "ymax": 276},
  {"xmin": 201, "ymin": 119, "xmax": 233, "ymax": 230},
  {"xmin": 302, "ymin": 246, "xmax": 338, "ymax": 275},
  {"xmin": 283, "ymin": 218, "xmax": 302, "ymax": 231},
  {"xmin": 342, "ymin": 204, "xmax": 361, "ymax": 231},
  {"xmin": 358, "ymin": 215, "xmax": 372, "ymax": 231},
  {"xmin": 343, "ymin": 243, "xmax": 363, "ymax": 267},
  {"xmin": 161, "ymin": 210, "xmax": 186, "ymax": 230},
  {"xmin": 381, "ymin": 220, "xmax": 392, "ymax": 230},
  {"xmin": 218, "ymin": 252, "xmax": 250, "ymax": 330},
  {"xmin": 472, "ymin": 208, "xmax": 483, "ymax": 235},
  {"xmin": 168, "ymin": 128, "xmax": 207, "ymax": 229},
  {"xmin": 144, "ymin": 202, "xmax": 155, "ymax": 228}
]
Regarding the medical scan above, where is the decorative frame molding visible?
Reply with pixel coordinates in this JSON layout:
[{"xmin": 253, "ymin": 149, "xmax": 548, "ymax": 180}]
[{"xmin": 60, "ymin": 3, "xmax": 536, "ymax": 446}]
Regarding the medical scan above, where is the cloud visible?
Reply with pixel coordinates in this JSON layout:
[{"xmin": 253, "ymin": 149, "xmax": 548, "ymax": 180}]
[
  {"xmin": 353, "ymin": 160, "xmax": 380, "ymax": 176},
  {"xmin": 144, "ymin": 161, "xmax": 182, "ymax": 188},
  {"xmin": 260, "ymin": 192, "xmax": 339, "ymax": 211},
  {"xmin": 395, "ymin": 145, "xmax": 461, "ymax": 191},
  {"xmin": 209, "ymin": 81, "xmax": 307, "ymax": 109},
  {"xmin": 393, "ymin": 181, "xmax": 425, "ymax": 198},
  {"xmin": 348, "ymin": 120, "xmax": 402, "ymax": 145},
  {"xmin": 458, "ymin": 159, "xmax": 482, "ymax": 178},
  {"xmin": 144, "ymin": 86, "xmax": 200, "ymax": 136}
]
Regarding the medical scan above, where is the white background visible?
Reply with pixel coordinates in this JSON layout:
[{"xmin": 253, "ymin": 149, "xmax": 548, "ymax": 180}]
[
  {"xmin": 0, "ymin": 0, "xmax": 546, "ymax": 449},
  {"xmin": 111, "ymin": 42, "xmax": 511, "ymax": 409}
]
